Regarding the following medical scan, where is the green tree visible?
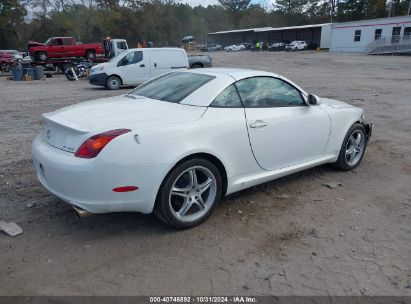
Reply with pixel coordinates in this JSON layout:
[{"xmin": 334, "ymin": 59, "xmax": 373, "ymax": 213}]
[
  {"xmin": 218, "ymin": 0, "xmax": 252, "ymax": 28},
  {"xmin": 0, "ymin": 0, "xmax": 27, "ymax": 48},
  {"xmin": 275, "ymin": 0, "xmax": 309, "ymax": 15}
]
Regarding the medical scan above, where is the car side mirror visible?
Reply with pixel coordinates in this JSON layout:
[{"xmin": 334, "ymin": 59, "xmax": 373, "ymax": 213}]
[{"xmin": 308, "ymin": 94, "xmax": 318, "ymax": 105}]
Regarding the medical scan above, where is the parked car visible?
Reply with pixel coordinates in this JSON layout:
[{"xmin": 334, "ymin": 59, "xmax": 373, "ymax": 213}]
[
  {"xmin": 0, "ymin": 53, "xmax": 15, "ymax": 72},
  {"xmin": 188, "ymin": 54, "xmax": 212, "ymax": 69},
  {"xmin": 28, "ymin": 36, "xmax": 114, "ymax": 61},
  {"xmin": 32, "ymin": 68, "xmax": 373, "ymax": 229},
  {"xmin": 285, "ymin": 41, "xmax": 308, "ymax": 51},
  {"xmin": 224, "ymin": 44, "xmax": 245, "ymax": 52},
  {"xmin": 201, "ymin": 44, "xmax": 222, "ymax": 52},
  {"xmin": 268, "ymin": 42, "xmax": 286, "ymax": 52},
  {"xmin": 89, "ymin": 48, "xmax": 188, "ymax": 90},
  {"xmin": 241, "ymin": 43, "xmax": 252, "ymax": 50}
]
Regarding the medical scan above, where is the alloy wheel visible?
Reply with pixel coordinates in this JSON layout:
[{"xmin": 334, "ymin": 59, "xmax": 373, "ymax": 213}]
[
  {"xmin": 345, "ymin": 130, "xmax": 365, "ymax": 167},
  {"xmin": 168, "ymin": 166, "xmax": 217, "ymax": 223}
]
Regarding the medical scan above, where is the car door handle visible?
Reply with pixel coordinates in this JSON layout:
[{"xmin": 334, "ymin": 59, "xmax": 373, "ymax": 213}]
[
  {"xmin": 154, "ymin": 63, "xmax": 157, "ymax": 68},
  {"xmin": 249, "ymin": 120, "xmax": 268, "ymax": 128},
  {"xmin": 140, "ymin": 64, "xmax": 145, "ymax": 67}
]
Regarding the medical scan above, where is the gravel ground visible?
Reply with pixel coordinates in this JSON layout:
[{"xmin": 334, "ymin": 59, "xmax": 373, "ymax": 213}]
[{"xmin": 0, "ymin": 51, "xmax": 410, "ymax": 296}]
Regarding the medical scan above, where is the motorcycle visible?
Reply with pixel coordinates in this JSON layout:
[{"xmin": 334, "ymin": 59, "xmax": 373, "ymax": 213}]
[{"xmin": 64, "ymin": 60, "xmax": 94, "ymax": 81}]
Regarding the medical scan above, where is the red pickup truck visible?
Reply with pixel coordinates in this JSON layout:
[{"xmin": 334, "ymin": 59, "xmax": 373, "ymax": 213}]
[{"xmin": 28, "ymin": 37, "xmax": 104, "ymax": 61}]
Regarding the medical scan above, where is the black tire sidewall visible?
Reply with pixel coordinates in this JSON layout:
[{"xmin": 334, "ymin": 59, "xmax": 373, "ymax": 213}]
[
  {"xmin": 65, "ymin": 69, "xmax": 76, "ymax": 81},
  {"xmin": 335, "ymin": 123, "xmax": 367, "ymax": 171},
  {"xmin": 155, "ymin": 158, "xmax": 222, "ymax": 229},
  {"xmin": 37, "ymin": 52, "xmax": 47, "ymax": 61},
  {"xmin": 106, "ymin": 76, "xmax": 121, "ymax": 90},
  {"xmin": 87, "ymin": 50, "xmax": 96, "ymax": 60}
]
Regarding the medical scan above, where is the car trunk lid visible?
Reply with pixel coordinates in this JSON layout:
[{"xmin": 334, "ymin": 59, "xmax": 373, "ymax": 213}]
[{"xmin": 42, "ymin": 95, "xmax": 206, "ymax": 153}]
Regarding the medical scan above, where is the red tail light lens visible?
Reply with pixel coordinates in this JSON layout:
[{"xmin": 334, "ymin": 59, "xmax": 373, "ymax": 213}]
[
  {"xmin": 75, "ymin": 129, "xmax": 131, "ymax": 159},
  {"xmin": 112, "ymin": 186, "xmax": 139, "ymax": 192}
]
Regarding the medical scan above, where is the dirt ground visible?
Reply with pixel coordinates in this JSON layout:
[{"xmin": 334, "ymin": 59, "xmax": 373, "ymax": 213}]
[{"xmin": 0, "ymin": 51, "xmax": 410, "ymax": 296}]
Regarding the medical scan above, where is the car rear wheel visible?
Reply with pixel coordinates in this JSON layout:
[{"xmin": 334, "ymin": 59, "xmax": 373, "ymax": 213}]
[
  {"xmin": 154, "ymin": 158, "xmax": 222, "ymax": 229},
  {"xmin": 86, "ymin": 50, "xmax": 96, "ymax": 60},
  {"xmin": 191, "ymin": 63, "xmax": 203, "ymax": 69},
  {"xmin": 37, "ymin": 52, "xmax": 47, "ymax": 61},
  {"xmin": 106, "ymin": 75, "xmax": 121, "ymax": 90},
  {"xmin": 334, "ymin": 123, "xmax": 367, "ymax": 171}
]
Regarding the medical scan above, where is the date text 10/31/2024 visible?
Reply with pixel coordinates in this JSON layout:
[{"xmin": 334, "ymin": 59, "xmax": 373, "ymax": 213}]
[{"xmin": 149, "ymin": 297, "xmax": 257, "ymax": 303}]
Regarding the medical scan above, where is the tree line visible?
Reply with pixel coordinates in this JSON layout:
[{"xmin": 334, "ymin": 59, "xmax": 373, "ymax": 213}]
[{"xmin": 0, "ymin": 0, "xmax": 410, "ymax": 49}]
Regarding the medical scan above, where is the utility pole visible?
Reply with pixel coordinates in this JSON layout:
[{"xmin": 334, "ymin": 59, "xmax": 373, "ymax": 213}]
[{"xmin": 408, "ymin": 0, "xmax": 411, "ymax": 15}]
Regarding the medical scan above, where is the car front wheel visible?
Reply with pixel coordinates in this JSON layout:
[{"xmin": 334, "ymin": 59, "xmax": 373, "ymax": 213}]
[
  {"xmin": 106, "ymin": 75, "xmax": 121, "ymax": 90},
  {"xmin": 334, "ymin": 123, "xmax": 367, "ymax": 171},
  {"xmin": 154, "ymin": 158, "xmax": 222, "ymax": 229}
]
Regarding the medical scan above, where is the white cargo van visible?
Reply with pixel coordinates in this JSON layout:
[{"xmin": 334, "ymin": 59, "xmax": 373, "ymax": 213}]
[{"xmin": 89, "ymin": 48, "xmax": 189, "ymax": 90}]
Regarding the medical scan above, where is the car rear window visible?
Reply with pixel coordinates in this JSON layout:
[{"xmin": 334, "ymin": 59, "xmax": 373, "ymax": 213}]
[{"xmin": 130, "ymin": 72, "xmax": 215, "ymax": 103}]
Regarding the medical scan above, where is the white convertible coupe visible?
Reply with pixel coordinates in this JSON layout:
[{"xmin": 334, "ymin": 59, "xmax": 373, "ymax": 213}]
[{"xmin": 32, "ymin": 68, "xmax": 372, "ymax": 228}]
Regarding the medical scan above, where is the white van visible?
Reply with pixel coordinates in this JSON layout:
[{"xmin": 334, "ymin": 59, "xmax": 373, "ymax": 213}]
[{"xmin": 89, "ymin": 48, "xmax": 189, "ymax": 90}]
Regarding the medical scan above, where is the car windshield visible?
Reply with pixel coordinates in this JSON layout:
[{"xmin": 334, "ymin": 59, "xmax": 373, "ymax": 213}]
[
  {"xmin": 130, "ymin": 72, "xmax": 215, "ymax": 103},
  {"xmin": 44, "ymin": 38, "xmax": 51, "ymax": 45},
  {"xmin": 108, "ymin": 51, "xmax": 125, "ymax": 62}
]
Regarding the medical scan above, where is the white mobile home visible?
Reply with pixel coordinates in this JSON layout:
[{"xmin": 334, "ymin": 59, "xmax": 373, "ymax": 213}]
[{"xmin": 330, "ymin": 15, "xmax": 411, "ymax": 53}]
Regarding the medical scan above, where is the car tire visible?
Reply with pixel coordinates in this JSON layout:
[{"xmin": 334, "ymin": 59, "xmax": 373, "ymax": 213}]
[
  {"xmin": 191, "ymin": 63, "xmax": 203, "ymax": 69},
  {"xmin": 65, "ymin": 68, "xmax": 78, "ymax": 81},
  {"xmin": 86, "ymin": 50, "xmax": 96, "ymax": 60},
  {"xmin": 0, "ymin": 63, "xmax": 10, "ymax": 73},
  {"xmin": 37, "ymin": 52, "xmax": 47, "ymax": 61},
  {"xmin": 154, "ymin": 158, "xmax": 222, "ymax": 229},
  {"xmin": 106, "ymin": 75, "xmax": 121, "ymax": 90},
  {"xmin": 333, "ymin": 123, "xmax": 367, "ymax": 171},
  {"xmin": 63, "ymin": 63, "xmax": 76, "ymax": 73}
]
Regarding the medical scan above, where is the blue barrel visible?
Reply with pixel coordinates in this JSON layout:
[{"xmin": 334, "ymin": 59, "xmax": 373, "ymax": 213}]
[
  {"xmin": 11, "ymin": 67, "xmax": 23, "ymax": 81},
  {"xmin": 34, "ymin": 66, "xmax": 44, "ymax": 80},
  {"xmin": 23, "ymin": 68, "xmax": 35, "ymax": 80}
]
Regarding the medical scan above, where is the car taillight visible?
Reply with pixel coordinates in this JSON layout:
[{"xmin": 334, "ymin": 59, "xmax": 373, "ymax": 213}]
[{"xmin": 75, "ymin": 129, "xmax": 131, "ymax": 159}]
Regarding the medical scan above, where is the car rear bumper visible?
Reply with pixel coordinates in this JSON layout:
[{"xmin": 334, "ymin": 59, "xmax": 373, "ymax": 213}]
[
  {"xmin": 89, "ymin": 72, "xmax": 108, "ymax": 86},
  {"xmin": 32, "ymin": 135, "xmax": 169, "ymax": 214}
]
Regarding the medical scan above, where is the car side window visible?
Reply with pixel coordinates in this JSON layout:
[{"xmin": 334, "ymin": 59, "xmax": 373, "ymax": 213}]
[
  {"xmin": 235, "ymin": 76, "xmax": 305, "ymax": 108},
  {"xmin": 51, "ymin": 39, "xmax": 63, "ymax": 46},
  {"xmin": 122, "ymin": 51, "xmax": 143, "ymax": 66},
  {"xmin": 210, "ymin": 84, "xmax": 243, "ymax": 108},
  {"xmin": 63, "ymin": 38, "xmax": 73, "ymax": 45}
]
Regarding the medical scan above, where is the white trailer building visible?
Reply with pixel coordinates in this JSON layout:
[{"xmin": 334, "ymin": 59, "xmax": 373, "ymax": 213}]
[{"xmin": 330, "ymin": 15, "xmax": 411, "ymax": 53}]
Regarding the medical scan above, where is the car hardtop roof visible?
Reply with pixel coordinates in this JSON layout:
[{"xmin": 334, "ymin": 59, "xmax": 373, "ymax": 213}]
[
  {"xmin": 186, "ymin": 67, "xmax": 280, "ymax": 81},
  {"xmin": 126, "ymin": 47, "xmax": 185, "ymax": 52},
  {"xmin": 49, "ymin": 36, "xmax": 75, "ymax": 39}
]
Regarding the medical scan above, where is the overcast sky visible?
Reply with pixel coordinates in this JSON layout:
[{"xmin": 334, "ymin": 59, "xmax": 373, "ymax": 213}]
[{"xmin": 178, "ymin": 0, "xmax": 275, "ymax": 9}]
